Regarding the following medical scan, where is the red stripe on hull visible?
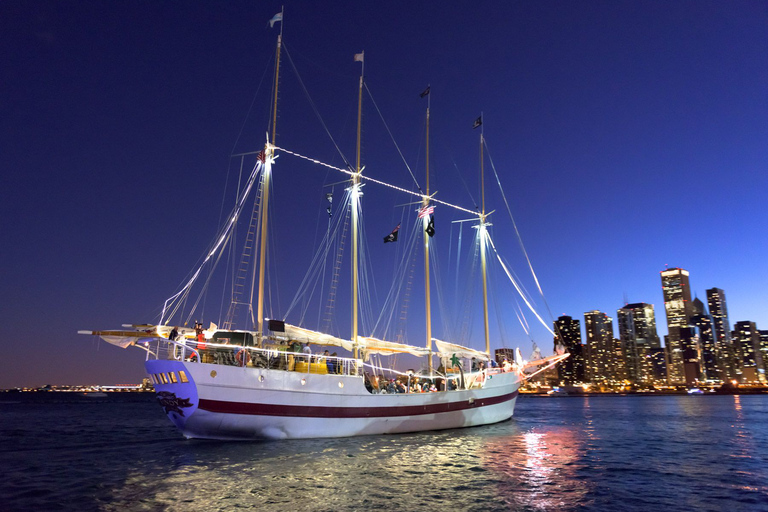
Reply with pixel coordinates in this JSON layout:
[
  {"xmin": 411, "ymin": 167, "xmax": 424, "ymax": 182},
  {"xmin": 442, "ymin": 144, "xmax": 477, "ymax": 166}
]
[{"xmin": 198, "ymin": 391, "xmax": 518, "ymax": 418}]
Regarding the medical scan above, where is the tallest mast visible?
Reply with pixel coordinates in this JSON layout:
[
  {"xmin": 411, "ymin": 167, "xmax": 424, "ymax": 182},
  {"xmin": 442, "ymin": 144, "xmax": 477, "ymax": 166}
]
[
  {"xmin": 256, "ymin": 9, "xmax": 283, "ymax": 345},
  {"xmin": 352, "ymin": 51, "xmax": 364, "ymax": 359},
  {"xmin": 478, "ymin": 114, "xmax": 490, "ymax": 355},
  {"xmin": 422, "ymin": 86, "xmax": 433, "ymax": 372}
]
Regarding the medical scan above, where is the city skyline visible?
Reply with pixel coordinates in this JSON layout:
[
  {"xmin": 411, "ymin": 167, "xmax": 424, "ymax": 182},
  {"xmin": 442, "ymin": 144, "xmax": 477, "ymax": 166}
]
[
  {"xmin": 552, "ymin": 266, "xmax": 767, "ymax": 388},
  {"xmin": 2, "ymin": 2, "xmax": 767, "ymax": 388}
]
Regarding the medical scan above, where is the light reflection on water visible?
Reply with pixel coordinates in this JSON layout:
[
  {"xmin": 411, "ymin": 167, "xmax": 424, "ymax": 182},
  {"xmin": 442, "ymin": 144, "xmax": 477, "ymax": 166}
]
[
  {"xmin": 481, "ymin": 428, "xmax": 592, "ymax": 511},
  {"xmin": 2, "ymin": 394, "xmax": 768, "ymax": 511}
]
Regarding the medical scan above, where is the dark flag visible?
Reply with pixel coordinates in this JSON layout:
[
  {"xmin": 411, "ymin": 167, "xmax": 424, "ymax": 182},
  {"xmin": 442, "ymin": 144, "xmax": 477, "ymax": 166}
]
[
  {"xmin": 425, "ymin": 215, "xmax": 435, "ymax": 237},
  {"xmin": 326, "ymin": 192, "xmax": 333, "ymax": 218},
  {"xmin": 420, "ymin": 86, "xmax": 430, "ymax": 98},
  {"xmin": 472, "ymin": 116, "xmax": 482, "ymax": 129},
  {"xmin": 257, "ymin": 150, "xmax": 266, "ymax": 163},
  {"xmin": 384, "ymin": 223, "xmax": 400, "ymax": 243}
]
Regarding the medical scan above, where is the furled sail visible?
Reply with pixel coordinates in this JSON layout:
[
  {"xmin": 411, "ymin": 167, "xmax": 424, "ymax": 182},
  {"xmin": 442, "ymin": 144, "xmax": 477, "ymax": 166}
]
[
  {"xmin": 282, "ymin": 324, "xmax": 356, "ymax": 352},
  {"xmin": 357, "ymin": 336, "xmax": 432, "ymax": 357},
  {"xmin": 433, "ymin": 338, "xmax": 489, "ymax": 360}
]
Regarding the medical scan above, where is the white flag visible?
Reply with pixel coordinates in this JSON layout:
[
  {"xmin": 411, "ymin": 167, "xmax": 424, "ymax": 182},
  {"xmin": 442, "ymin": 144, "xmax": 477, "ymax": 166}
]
[
  {"xmin": 354, "ymin": 52, "xmax": 364, "ymax": 63},
  {"xmin": 269, "ymin": 12, "xmax": 283, "ymax": 28}
]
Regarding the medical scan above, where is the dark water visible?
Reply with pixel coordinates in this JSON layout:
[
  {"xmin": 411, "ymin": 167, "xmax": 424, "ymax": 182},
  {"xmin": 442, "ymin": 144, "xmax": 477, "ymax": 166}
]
[{"xmin": 1, "ymin": 393, "xmax": 766, "ymax": 511}]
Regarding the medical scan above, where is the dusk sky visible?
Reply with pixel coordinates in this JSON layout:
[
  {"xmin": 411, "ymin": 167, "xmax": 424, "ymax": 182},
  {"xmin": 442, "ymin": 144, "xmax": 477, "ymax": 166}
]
[{"xmin": 2, "ymin": 1, "xmax": 766, "ymax": 388}]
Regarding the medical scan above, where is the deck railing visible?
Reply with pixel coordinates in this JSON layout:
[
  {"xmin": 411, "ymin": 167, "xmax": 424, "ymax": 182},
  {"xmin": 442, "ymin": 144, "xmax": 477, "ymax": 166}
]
[{"xmin": 147, "ymin": 338, "xmax": 363, "ymax": 377}]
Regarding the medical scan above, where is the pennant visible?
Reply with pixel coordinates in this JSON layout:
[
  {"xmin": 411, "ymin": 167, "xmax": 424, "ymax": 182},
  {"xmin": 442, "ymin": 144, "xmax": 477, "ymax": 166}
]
[
  {"xmin": 354, "ymin": 52, "xmax": 364, "ymax": 63},
  {"xmin": 420, "ymin": 86, "xmax": 430, "ymax": 98},
  {"xmin": 269, "ymin": 12, "xmax": 283, "ymax": 28},
  {"xmin": 417, "ymin": 205, "xmax": 435, "ymax": 219},
  {"xmin": 473, "ymin": 116, "xmax": 482, "ymax": 129},
  {"xmin": 383, "ymin": 224, "xmax": 400, "ymax": 243},
  {"xmin": 425, "ymin": 215, "xmax": 435, "ymax": 237},
  {"xmin": 257, "ymin": 150, "xmax": 266, "ymax": 163}
]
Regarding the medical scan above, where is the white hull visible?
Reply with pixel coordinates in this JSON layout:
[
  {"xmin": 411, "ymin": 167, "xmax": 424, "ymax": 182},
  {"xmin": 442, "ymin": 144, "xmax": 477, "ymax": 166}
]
[{"xmin": 147, "ymin": 359, "xmax": 520, "ymax": 440}]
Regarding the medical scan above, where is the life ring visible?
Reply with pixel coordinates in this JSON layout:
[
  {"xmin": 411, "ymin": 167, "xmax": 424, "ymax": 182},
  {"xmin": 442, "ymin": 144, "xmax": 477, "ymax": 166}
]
[{"xmin": 236, "ymin": 349, "xmax": 252, "ymax": 367}]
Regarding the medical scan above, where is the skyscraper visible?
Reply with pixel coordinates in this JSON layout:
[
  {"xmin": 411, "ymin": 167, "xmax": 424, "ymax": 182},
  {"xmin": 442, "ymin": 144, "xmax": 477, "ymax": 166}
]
[
  {"xmin": 661, "ymin": 268, "xmax": 692, "ymax": 384},
  {"xmin": 707, "ymin": 287, "xmax": 735, "ymax": 380},
  {"xmin": 661, "ymin": 268, "xmax": 693, "ymax": 328},
  {"xmin": 732, "ymin": 321, "xmax": 764, "ymax": 383},
  {"xmin": 691, "ymin": 313, "xmax": 719, "ymax": 382},
  {"xmin": 584, "ymin": 310, "xmax": 615, "ymax": 386},
  {"xmin": 554, "ymin": 315, "xmax": 586, "ymax": 384},
  {"xmin": 617, "ymin": 303, "xmax": 661, "ymax": 385}
]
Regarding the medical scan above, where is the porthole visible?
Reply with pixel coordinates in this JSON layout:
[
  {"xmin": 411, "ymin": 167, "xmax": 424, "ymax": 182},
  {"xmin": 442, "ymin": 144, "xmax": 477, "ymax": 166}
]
[
  {"xmin": 301, "ymin": 378, "xmax": 307, "ymax": 386},
  {"xmin": 258, "ymin": 375, "xmax": 265, "ymax": 382},
  {"xmin": 210, "ymin": 370, "xmax": 217, "ymax": 378},
  {"xmin": 338, "ymin": 381, "xmax": 344, "ymax": 388}
]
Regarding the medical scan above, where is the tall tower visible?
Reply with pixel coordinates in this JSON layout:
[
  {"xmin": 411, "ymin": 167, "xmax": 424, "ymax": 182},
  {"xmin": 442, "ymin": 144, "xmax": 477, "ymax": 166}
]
[
  {"xmin": 691, "ymin": 313, "xmax": 719, "ymax": 382},
  {"xmin": 661, "ymin": 268, "xmax": 692, "ymax": 384},
  {"xmin": 584, "ymin": 310, "xmax": 615, "ymax": 386},
  {"xmin": 554, "ymin": 316, "xmax": 585, "ymax": 384},
  {"xmin": 661, "ymin": 268, "xmax": 692, "ymax": 327},
  {"xmin": 706, "ymin": 287, "xmax": 735, "ymax": 379},
  {"xmin": 617, "ymin": 303, "xmax": 661, "ymax": 385},
  {"xmin": 732, "ymin": 321, "xmax": 764, "ymax": 383}
]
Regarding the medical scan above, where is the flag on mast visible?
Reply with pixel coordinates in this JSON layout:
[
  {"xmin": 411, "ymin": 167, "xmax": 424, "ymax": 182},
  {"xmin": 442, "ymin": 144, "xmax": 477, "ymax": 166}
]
[
  {"xmin": 425, "ymin": 216, "xmax": 435, "ymax": 237},
  {"xmin": 383, "ymin": 224, "xmax": 400, "ymax": 243},
  {"xmin": 420, "ymin": 86, "xmax": 430, "ymax": 98},
  {"xmin": 354, "ymin": 52, "xmax": 364, "ymax": 63},
  {"xmin": 417, "ymin": 205, "xmax": 435, "ymax": 218},
  {"xmin": 269, "ymin": 12, "xmax": 283, "ymax": 28},
  {"xmin": 473, "ymin": 115, "xmax": 482, "ymax": 129}
]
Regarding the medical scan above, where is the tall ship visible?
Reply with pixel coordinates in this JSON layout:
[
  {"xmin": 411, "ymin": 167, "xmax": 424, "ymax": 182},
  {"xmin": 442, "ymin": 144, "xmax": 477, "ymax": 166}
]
[{"xmin": 81, "ymin": 13, "xmax": 567, "ymax": 441}]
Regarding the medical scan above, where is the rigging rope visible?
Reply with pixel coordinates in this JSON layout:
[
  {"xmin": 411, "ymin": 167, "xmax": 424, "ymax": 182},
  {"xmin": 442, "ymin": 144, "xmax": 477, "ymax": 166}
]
[
  {"xmin": 483, "ymin": 138, "xmax": 558, "ymax": 331},
  {"xmin": 486, "ymin": 232, "xmax": 555, "ymax": 337},
  {"xmin": 363, "ymin": 82, "xmax": 422, "ymax": 193},
  {"xmin": 282, "ymin": 43, "xmax": 354, "ymax": 172},
  {"xmin": 273, "ymin": 145, "xmax": 479, "ymax": 217}
]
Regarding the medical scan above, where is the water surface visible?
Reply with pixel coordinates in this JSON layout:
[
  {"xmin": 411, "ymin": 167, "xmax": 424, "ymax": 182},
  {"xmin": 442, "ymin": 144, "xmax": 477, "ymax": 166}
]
[{"xmin": 1, "ymin": 393, "xmax": 766, "ymax": 511}]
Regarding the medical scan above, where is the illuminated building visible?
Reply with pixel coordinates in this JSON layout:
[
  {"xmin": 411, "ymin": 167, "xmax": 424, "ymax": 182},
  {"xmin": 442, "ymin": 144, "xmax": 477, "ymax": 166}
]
[
  {"xmin": 649, "ymin": 347, "xmax": 667, "ymax": 383},
  {"xmin": 732, "ymin": 321, "xmax": 764, "ymax": 383},
  {"xmin": 584, "ymin": 310, "xmax": 615, "ymax": 385},
  {"xmin": 691, "ymin": 313, "xmax": 719, "ymax": 382},
  {"xmin": 706, "ymin": 287, "xmax": 736, "ymax": 380},
  {"xmin": 554, "ymin": 316, "xmax": 586, "ymax": 384},
  {"xmin": 617, "ymin": 303, "xmax": 661, "ymax": 385},
  {"xmin": 760, "ymin": 330, "xmax": 768, "ymax": 378},
  {"xmin": 661, "ymin": 268, "xmax": 692, "ymax": 384},
  {"xmin": 678, "ymin": 326, "xmax": 700, "ymax": 386}
]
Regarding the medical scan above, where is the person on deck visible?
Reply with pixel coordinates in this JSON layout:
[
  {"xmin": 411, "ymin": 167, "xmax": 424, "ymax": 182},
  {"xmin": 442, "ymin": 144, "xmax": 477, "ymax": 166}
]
[
  {"xmin": 330, "ymin": 352, "xmax": 339, "ymax": 374},
  {"xmin": 288, "ymin": 339, "xmax": 302, "ymax": 371},
  {"xmin": 323, "ymin": 350, "xmax": 332, "ymax": 374}
]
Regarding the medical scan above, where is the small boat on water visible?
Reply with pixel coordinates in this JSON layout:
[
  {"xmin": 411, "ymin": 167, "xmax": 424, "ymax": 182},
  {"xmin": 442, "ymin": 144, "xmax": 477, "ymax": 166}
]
[
  {"xmin": 82, "ymin": 392, "xmax": 109, "ymax": 398},
  {"xmin": 80, "ymin": 12, "xmax": 567, "ymax": 440}
]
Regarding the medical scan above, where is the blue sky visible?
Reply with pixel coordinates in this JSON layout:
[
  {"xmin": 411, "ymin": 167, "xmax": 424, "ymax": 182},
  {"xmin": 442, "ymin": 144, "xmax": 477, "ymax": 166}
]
[{"xmin": 1, "ymin": 1, "xmax": 766, "ymax": 388}]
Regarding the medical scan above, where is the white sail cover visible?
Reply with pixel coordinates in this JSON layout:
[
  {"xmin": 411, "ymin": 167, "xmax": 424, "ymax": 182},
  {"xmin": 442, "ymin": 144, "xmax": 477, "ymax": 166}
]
[
  {"xmin": 358, "ymin": 336, "xmax": 431, "ymax": 357},
  {"xmin": 78, "ymin": 329, "xmax": 163, "ymax": 348},
  {"xmin": 99, "ymin": 335, "xmax": 137, "ymax": 349},
  {"xmin": 433, "ymin": 338, "xmax": 489, "ymax": 360},
  {"xmin": 283, "ymin": 324, "xmax": 356, "ymax": 352}
]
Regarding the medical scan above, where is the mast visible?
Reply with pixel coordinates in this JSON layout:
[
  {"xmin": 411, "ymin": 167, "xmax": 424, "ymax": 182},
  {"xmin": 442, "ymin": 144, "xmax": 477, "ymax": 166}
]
[
  {"xmin": 352, "ymin": 52, "xmax": 364, "ymax": 359},
  {"xmin": 423, "ymin": 88, "xmax": 433, "ymax": 373},
  {"xmin": 479, "ymin": 116, "xmax": 490, "ymax": 355},
  {"xmin": 257, "ymin": 11, "xmax": 283, "ymax": 346}
]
